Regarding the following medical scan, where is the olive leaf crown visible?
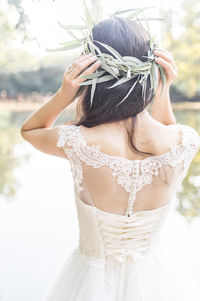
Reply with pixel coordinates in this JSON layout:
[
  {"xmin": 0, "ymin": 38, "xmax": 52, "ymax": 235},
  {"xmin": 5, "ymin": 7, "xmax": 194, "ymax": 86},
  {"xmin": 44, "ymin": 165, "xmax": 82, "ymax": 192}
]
[{"xmin": 49, "ymin": 2, "xmax": 166, "ymax": 108}]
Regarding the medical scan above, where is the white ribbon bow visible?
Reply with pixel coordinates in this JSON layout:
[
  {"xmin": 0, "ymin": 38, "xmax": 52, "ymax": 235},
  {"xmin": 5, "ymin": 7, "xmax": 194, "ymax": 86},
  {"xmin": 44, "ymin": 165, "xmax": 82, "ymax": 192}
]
[{"xmin": 115, "ymin": 250, "xmax": 145, "ymax": 301}]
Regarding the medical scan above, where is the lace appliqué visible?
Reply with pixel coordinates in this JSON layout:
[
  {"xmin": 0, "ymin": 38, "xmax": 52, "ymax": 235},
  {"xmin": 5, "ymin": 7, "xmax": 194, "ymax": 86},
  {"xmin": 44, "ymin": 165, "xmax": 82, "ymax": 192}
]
[
  {"xmin": 57, "ymin": 124, "xmax": 135, "ymax": 193},
  {"xmin": 56, "ymin": 123, "xmax": 199, "ymax": 215},
  {"xmin": 57, "ymin": 125, "xmax": 83, "ymax": 193}
]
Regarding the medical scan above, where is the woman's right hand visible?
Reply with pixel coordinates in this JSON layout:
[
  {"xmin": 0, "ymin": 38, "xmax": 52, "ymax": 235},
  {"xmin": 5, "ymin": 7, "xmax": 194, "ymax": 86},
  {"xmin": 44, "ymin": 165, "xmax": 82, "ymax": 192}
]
[{"xmin": 58, "ymin": 53, "xmax": 101, "ymax": 104}]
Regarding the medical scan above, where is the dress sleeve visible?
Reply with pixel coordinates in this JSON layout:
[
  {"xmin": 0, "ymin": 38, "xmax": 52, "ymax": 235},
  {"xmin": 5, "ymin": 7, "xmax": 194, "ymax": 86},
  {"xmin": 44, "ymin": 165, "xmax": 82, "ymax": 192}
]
[
  {"xmin": 181, "ymin": 123, "xmax": 200, "ymax": 153},
  {"xmin": 56, "ymin": 124, "xmax": 78, "ymax": 159}
]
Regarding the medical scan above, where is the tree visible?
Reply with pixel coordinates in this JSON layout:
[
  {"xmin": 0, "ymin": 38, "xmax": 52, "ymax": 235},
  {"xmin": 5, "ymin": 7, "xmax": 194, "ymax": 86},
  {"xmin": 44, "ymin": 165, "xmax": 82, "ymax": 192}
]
[{"xmin": 163, "ymin": 0, "xmax": 200, "ymax": 98}]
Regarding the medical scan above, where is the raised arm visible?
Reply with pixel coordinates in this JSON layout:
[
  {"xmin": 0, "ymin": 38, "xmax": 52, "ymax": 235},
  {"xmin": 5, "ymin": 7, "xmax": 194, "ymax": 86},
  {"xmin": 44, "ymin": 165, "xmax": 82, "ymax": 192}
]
[
  {"xmin": 151, "ymin": 48, "xmax": 178, "ymax": 125},
  {"xmin": 20, "ymin": 54, "xmax": 100, "ymax": 158}
]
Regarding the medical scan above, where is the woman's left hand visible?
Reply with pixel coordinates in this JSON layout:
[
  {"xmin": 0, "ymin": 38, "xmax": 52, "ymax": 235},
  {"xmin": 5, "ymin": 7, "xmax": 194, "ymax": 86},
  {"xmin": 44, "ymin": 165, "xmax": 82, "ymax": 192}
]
[{"xmin": 154, "ymin": 48, "xmax": 178, "ymax": 88}]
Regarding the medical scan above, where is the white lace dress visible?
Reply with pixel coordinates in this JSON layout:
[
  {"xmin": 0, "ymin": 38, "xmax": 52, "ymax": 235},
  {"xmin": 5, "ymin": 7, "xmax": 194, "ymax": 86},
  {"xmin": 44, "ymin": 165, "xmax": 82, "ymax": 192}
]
[{"xmin": 42, "ymin": 123, "xmax": 200, "ymax": 301}]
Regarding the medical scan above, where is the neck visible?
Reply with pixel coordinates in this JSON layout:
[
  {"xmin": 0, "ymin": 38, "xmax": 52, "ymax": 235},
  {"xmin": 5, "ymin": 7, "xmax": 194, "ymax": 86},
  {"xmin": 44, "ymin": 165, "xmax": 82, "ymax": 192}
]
[{"xmin": 123, "ymin": 108, "xmax": 153, "ymax": 130}]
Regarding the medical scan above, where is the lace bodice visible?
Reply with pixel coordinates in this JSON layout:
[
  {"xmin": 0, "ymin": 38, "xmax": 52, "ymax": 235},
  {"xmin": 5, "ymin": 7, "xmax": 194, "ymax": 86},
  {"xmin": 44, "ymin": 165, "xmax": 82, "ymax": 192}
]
[
  {"xmin": 57, "ymin": 122, "xmax": 200, "ymax": 217},
  {"xmin": 56, "ymin": 123, "xmax": 199, "ymax": 300}
]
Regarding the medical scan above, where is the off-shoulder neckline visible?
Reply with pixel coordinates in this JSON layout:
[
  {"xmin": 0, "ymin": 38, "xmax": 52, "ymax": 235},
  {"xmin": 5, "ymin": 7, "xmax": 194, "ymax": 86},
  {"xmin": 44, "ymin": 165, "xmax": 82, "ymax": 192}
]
[{"xmin": 72, "ymin": 123, "xmax": 185, "ymax": 164}]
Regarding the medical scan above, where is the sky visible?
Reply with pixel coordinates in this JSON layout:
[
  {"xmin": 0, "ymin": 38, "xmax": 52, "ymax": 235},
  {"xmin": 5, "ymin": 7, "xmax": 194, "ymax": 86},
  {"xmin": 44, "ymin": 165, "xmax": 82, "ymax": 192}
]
[{"xmin": 15, "ymin": 0, "xmax": 184, "ymax": 58}]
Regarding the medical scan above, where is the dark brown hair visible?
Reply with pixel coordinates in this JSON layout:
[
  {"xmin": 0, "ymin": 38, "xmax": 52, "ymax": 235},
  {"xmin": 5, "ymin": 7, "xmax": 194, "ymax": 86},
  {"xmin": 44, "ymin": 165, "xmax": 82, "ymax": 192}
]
[{"xmin": 74, "ymin": 17, "xmax": 155, "ymax": 156}]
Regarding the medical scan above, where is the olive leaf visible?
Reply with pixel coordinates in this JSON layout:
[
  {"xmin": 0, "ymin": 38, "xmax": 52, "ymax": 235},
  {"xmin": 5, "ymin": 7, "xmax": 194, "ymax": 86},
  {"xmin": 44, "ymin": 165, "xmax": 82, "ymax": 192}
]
[
  {"xmin": 150, "ymin": 61, "xmax": 159, "ymax": 93},
  {"xmin": 49, "ymin": 1, "xmax": 167, "ymax": 107},
  {"xmin": 90, "ymin": 76, "xmax": 97, "ymax": 107},
  {"xmin": 94, "ymin": 40, "xmax": 123, "ymax": 62},
  {"xmin": 58, "ymin": 22, "xmax": 87, "ymax": 31},
  {"xmin": 107, "ymin": 74, "xmax": 137, "ymax": 89},
  {"xmin": 83, "ymin": 0, "xmax": 94, "ymax": 30},
  {"xmin": 158, "ymin": 65, "xmax": 166, "ymax": 96},
  {"xmin": 123, "ymin": 56, "xmax": 143, "ymax": 65},
  {"xmin": 116, "ymin": 75, "xmax": 140, "ymax": 107},
  {"xmin": 47, "ymin": 40, "xmax": 82, "ymax": 51},
  {"xmin": 79, "ymin": 74, "xmax": 115, "ymax": 86},
  {"xmin": 82, "ymin": 70, "xmax": 106, "ymax": 80},
  {"xmin": 112, "ymin": 7, "xmax": 154, "ymax": 17}
]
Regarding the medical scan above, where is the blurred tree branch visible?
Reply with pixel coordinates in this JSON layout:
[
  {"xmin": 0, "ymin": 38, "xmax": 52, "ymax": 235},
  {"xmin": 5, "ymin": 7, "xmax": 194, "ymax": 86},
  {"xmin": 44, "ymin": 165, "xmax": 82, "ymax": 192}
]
[{"xmin": 162, "ymin": 0, "xmax": 200, "ymax": 98}]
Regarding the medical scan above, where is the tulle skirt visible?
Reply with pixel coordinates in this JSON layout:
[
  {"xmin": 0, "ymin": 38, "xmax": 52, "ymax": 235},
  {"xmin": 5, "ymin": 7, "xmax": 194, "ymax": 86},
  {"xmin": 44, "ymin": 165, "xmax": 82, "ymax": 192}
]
[{"xmin": 42, "ymin": 247, "xmax": 200, "ymax": 301}]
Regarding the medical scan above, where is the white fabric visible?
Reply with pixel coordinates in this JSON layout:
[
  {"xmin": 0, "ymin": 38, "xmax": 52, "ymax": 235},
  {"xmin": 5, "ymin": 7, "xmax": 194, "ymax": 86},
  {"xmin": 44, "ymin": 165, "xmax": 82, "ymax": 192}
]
[{"xmin": 42, "ymin": 122, "xmax": 200, "ymax": 301}]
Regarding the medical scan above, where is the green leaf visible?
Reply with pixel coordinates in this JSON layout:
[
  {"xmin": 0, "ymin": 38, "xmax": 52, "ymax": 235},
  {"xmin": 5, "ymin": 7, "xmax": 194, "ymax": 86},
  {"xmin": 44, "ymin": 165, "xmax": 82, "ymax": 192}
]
[
  {"xmin": 141, "ymin": 9, "xmax": 150, "ymax": 33},
  {"xmin": 100, "ymin": 53, "xmax": 114, "ymax": 60},
  {"xmin": 116, "ymin": 76, "xmax": 140, "ymax": 106},
  {"xmin": 107, "ymin": 75, "xmax": 137, "ymax": 89},
  {"xmin": 126, "ymin": 9, "xmax": 144, "ymax": 20},
  {"xmin": 83, "ymin": 0, "xmax": 94, "ymax": 30},
  {"xmin": 131, "ymin": 62, "xmax": 152, "ymax": 72},
  {"xmin": 90, "ymin": 77, "xmax": 97, "ymax": 107},
  {"xmin": 79, "ymin": 74, "xmax": 114, "ymax": 86},
  {"xmin": 127, "ymin": 68, "xmax": 131, "ymax": 78},
  {"xmin": 87, "ymin": 41, "xmax": 104, "ymax": 59},
  {"xmin": 112, "ymin": 7, "xmax": 154, "ymax": 16},
  {"xmin": 58, "ymin": 22, "xmax": 87, "ymax": 31},
  {"xmin": 94, "ymin": 40, "xmax": 123, "ymax": 61},
  {"xmin": 82, "ymin": 32, "xmax": 96, "ymax": 55},
  {"xmin": 123, "ymin": 56, "xmax": 143, "ymax": 64},
  {"xmin": 150, "ymin": 61, "xmax": 159, "ymax": 92},
  {"xmin": 83, "ymin": 70, "xmax": 106, "ymax": 80},
  {"xmin": 137, "ymin": 17, "xmax": 165, "ymax": 22},
  {"xmin": 47, "ymin": 40, "xmax": 81, "ymax": 51},
  {"xmin": 158, "ymin": 65, "xmax": 166, "ymax": 96},
  {"xmin": 66, "ymin": 30, "xmax": 82, "ymax": 41},
  {"xmin": 100, "ymin": 61, "xmax": 119, "ymax": 78},
  {"xmin": 58, "ymin": 38, "xmax": 84, "ymax": 47}
]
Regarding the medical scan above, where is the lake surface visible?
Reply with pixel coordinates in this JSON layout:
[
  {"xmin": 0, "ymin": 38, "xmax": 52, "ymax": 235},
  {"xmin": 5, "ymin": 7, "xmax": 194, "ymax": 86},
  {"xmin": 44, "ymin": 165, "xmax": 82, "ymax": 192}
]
[{"xmin": 0, "ymin": 108, "xmax": 200, "ymax": 301}]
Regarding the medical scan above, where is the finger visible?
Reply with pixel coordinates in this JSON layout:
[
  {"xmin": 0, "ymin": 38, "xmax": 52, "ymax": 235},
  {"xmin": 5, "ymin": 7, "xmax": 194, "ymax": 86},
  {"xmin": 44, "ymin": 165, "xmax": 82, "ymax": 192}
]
[
  {"xmin": 154, "ymin": 49, "xmax": 176, "ymax": 68},
  {"xmin": 70, "ymin": 55, "xmax": 99, "ymax": 79},
  {"xmin": 72, "ymin": 53, "xmax": 93, "ymax": 66},
  {"xmin": 76, "ymin": 60, "xmax": 101, "ymax": 83},
  {"xmin": 157, "ymin": 48, "xmax": 178, "ymax": 72},
  {"xmin": 64, "ymin": 54, "xmax": 92, "ymax": 75},
  {"xmin": 154, "ymin": 47, "xmax": 171, "ymax": 57},
  {"xmin": 154, "ymin": 47, "xmax": 176, "ymax": 66},
  {"xmin": 154, "ymin": 49, "xmax": 178, "ymax": 72},
  {"xmin": 155, "ymin": 56, "xmax": 177, "ymax": 78}
]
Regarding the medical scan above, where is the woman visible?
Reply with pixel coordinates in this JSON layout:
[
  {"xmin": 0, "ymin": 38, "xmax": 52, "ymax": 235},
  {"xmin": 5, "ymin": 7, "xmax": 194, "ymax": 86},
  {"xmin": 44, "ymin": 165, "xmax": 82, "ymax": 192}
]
[{"xmin": 21, "ymin": 17, "xmax": 200, "ymax": 301}]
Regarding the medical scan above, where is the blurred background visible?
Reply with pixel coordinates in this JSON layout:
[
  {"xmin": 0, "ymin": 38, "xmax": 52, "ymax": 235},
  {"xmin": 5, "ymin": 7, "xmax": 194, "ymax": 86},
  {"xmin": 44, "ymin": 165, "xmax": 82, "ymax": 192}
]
[{"xmin": 0, "ymin": 0, "xmax": 200, "ymax": 300}]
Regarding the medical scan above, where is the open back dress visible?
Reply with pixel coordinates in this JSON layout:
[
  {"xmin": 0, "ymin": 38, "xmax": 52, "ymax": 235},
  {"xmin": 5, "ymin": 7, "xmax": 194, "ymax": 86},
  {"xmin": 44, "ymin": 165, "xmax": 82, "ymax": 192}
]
[{"xmin": 43, "ymin": 122, "xmax": 200, "ymax": 301}]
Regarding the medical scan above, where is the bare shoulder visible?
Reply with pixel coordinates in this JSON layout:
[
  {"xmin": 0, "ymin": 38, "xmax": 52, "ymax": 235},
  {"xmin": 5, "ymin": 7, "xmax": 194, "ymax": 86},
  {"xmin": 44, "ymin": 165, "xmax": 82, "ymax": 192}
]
[
  {"xmin": 149, "ymin": 123, "xmax": 182, "ymax": 155},
  {"xmin": 79, "ymin": 123, "xmax": 121, "ymax": 148},
  {"xmin": 79, "ymin": 122, "xmax": 182, "ymax": 158}
]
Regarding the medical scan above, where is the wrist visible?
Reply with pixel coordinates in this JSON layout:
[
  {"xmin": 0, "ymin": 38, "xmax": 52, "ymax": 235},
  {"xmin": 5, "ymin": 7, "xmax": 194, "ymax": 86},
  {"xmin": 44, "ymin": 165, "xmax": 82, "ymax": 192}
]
[
  {"xmin": 49, "ymin": 88, "xmax": 71, "ymax": 112},
  {"xmin": 156, "ymin": 82, "xmax": 170, "ymax": 98},
  {"xmin": 57, "ymin": 87, "xmax": 66, "ymax": 99}
]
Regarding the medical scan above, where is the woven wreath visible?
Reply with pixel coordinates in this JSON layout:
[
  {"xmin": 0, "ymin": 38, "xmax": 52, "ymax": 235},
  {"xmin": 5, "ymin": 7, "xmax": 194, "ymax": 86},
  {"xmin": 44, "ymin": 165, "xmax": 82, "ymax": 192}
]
[{"xmin": 48, "ymin": 2, "xmax": 166, "ymax": 108}]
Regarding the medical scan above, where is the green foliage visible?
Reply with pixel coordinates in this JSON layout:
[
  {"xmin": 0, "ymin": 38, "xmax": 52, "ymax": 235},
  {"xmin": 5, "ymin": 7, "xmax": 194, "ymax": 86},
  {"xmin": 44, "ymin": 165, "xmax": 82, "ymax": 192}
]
[
  {"xmin": 0, "ymin": 65, "xmax": 65, "ymax": 97},
  {"xmin": 175, "ymin": 109, "xmax": 200, "ymax": 218},
  {"xmin": 0, "ymin": 2, "xmax": 33, "ymax": 71},
  {"xmin": 163, "ymin": 0, "xmax": 200, "ymax": 98},
  {"xmin": 0, "ymin": 112, "xmax": 22, "ymax": 199},
  {"xmin": 50, "ymin": 3, "xmax": 166, "ymax": 107}
]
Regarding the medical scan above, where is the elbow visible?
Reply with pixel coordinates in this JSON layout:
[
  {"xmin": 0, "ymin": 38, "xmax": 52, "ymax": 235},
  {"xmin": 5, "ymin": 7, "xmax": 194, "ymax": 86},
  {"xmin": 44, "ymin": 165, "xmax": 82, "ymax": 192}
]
[
  {"xmin": 20, "ymin": 129, "xmax": 26, "ymax": 140},
  {"xmin": 167, "ymin": 117, "xmax": 177, "ymax": 125},
  {"xmin": 20, "ymin": 127, "xmax": 29, "ymax": 141},
  {"xmin": 162, "ymin": 116, "xmax": 177, "ymax": 126},
  {"xmin": 165, "ymin": 120, "xmax": 177, "ymax": 126}
]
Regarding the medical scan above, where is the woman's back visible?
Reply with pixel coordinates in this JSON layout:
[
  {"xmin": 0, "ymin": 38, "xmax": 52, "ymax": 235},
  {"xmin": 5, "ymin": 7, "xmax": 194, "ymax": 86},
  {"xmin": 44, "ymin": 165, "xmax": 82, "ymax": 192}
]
[
  {"xmin": 57, "ymin": 120, "xmax": 200, "ymax": 217},
  {"xmin": 45, "ymin": 121, "xmax": 200, "ymax": 301}
]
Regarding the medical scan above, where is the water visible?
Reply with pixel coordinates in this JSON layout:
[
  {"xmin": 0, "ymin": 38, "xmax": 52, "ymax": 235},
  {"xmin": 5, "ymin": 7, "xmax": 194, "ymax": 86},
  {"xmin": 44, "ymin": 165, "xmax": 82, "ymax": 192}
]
[{"xmin": 0, "ymin": 108, "xmax": 200, "ymax": 301}]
